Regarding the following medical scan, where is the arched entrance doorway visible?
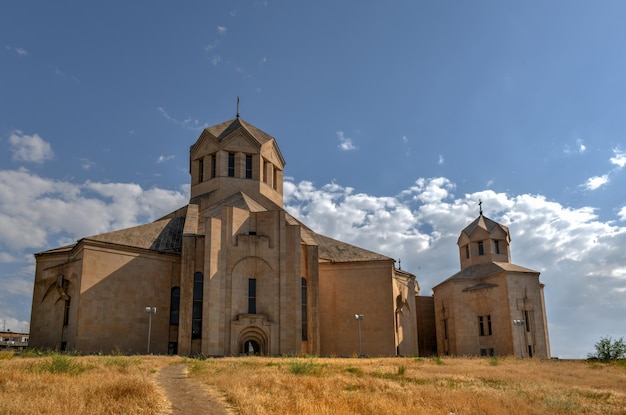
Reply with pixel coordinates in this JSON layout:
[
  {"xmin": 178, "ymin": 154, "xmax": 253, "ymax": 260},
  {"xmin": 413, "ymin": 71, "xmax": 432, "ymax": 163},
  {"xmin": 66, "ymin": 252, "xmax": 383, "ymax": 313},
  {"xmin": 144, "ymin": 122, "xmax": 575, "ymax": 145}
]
[
  {"xmin": 238, "ymin": 328, "xmax": 267, "ymax": 356},
  {"xmin": 242, "ymin": 339, "xmax": 260, "ymax": 355}
]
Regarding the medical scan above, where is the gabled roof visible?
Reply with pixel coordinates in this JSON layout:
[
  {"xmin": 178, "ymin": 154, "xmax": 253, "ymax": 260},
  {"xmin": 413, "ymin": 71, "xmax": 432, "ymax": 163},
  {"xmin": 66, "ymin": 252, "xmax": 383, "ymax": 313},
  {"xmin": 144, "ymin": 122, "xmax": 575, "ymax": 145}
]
[
  {"xmin": 192, "ymin": 117, "xmax": 286, "ymax": 166},
  {"xmin": 85, "ymin": 216, "xmax": 186, "ymax": 254},
  {"xmin": 206, "ymin": 117, "xmax": 274, "ymax": 144},
  {"xmin": 461, "ymin": 214, "xmax": 509, "ymax": 237},
  {"xmin": 433, "ymin": 261, "xmax": 539, "ymax": 290},
  {"xmin": 36, "ymin": 191, "xmax": 390, "ymax": 264},
  {"xmin": 285, "ymin": 213, "xmax": 392, "ymax": 263},
  {"xmin": 201, "ymin": 191, "xmax": 269, "ymax": 219}
]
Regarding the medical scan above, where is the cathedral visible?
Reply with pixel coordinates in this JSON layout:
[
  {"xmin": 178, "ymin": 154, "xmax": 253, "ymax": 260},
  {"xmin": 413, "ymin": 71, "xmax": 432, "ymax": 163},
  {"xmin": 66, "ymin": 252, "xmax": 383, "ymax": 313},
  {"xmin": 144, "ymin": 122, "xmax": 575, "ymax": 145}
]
[{"xmin": 29, "ymin": 115, "xmax": 550, "ymax": 358}]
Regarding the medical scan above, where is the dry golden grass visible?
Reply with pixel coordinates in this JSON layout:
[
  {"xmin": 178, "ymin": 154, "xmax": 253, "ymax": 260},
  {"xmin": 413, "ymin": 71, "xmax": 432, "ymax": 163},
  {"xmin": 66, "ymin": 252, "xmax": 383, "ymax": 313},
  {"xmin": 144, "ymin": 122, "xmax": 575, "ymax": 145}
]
[
  {"xmin": 0, "ymin": 351, "xmax": 179, "ymax": 415},
  {"xmin": 2, "ymin": 351, "xmax": 625, "ymax": 415},
  {"xmin": 187, "ymin": 356, "xmax": 626, "ymax": 415}
]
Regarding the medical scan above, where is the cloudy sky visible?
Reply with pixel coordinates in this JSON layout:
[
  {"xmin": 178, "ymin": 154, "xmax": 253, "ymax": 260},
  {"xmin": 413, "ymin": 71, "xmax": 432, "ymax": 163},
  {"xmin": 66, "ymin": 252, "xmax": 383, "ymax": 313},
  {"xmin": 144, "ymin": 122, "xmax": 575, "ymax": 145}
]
[{"xmin": 2, "ymin": 1, "xmax": 625, "ymax": 358}]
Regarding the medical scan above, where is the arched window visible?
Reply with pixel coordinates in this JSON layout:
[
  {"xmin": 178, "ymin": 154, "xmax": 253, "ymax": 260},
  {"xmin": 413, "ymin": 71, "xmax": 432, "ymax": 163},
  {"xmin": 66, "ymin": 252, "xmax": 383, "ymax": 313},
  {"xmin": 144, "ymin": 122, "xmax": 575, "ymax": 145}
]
[
  {"xmin": 192, "ymin": 272, "xmax": 203, "ymax": 339},
  {"xmin": 170, "ymin": 287, "xmax": 180, "ymax": 326},
  {"xmin": 301, "ymin": 278, "xmax": 307, "ymax": 341}
]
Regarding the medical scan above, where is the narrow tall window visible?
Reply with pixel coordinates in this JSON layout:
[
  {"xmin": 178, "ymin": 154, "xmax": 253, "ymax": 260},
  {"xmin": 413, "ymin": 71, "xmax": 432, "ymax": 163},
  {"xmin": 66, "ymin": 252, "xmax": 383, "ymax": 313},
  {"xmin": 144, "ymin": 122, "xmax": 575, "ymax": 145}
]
[
  {"xmin": 245, "ymin": 155, "xmax": 253, "ymax": 179},
  {"xmin": 524, "ymin": 310, "xmax": 532, "ymax": 332},
  {"xmin": 443, "ymin": 319, "xmax": 448, "ymax": 340},
  {"xmin": 198, "ymin": 158, "xmax": 204, "ymax": 182},
  {"xmin": 273, "ymin": 167, "xmax": 278, "ymax": 190},
  {"xmin": 478, "ymin": 241, "xmax": 484, "ymax": 256},
  {"xmin": 465, "ymin": 245, "xmax": 470, "ymax": 259},
  {"xmin": 301, "ymin": 278, "xmax": 308, "ymax": 341},
  {"xmin": 248, "ymin": 278, "xmax": 257, "ymax": 314},
  {"xmin": 211, "ymin": 154, "xmax": 216, "ymax": 178},
  {"xmin": 478, "ymin": 315, "xmax": 492, "ymax": 336},
  {"xmin": 192, "ymin": 272, "xmax": 203, "ymax": 339},
  {"xmin": 494, "ymin": 240, "xmax": 500, "ymax": 254},
  {"xmin": 170, "ymin": 287, "xmax": 180, "ymax": 326},
  {"xmin": 63, "ymin": 298, "xmax": 71, "ymax": 326},
  {"xmin": 228, "ymin": 152, "xmax": 235, "ymax": 177}
]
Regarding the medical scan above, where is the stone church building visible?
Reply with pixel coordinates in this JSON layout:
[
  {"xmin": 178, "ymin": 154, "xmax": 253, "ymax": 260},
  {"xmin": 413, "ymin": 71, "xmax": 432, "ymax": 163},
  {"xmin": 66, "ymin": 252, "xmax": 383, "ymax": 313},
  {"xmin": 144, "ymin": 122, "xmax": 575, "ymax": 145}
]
[{"xmin": 29, "ymin": 116, "xmax": 550, "ymax": 358}]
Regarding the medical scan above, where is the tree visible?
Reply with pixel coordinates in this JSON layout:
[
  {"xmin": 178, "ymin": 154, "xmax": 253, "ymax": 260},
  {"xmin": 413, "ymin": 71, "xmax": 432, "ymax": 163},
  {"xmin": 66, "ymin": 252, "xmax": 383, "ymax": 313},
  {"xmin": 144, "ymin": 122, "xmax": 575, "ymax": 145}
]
[{"xmin": 588, "ymin": 336, "xmax": 626, "ymax": 361}]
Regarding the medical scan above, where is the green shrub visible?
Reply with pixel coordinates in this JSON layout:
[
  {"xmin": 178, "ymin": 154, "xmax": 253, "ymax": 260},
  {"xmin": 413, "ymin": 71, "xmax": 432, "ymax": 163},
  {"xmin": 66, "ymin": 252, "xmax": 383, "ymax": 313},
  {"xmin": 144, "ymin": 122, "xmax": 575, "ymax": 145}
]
[
  {"xmin": 288, "ymin": 360, "xmax": 321, "ymax": 375},
  {"xmin": 587, "ymin": 336, "xmax": 626, "ymax": 361},
  {"xmin": 40, "ymin": 354, "xmax": 86, "ymax": 375}
]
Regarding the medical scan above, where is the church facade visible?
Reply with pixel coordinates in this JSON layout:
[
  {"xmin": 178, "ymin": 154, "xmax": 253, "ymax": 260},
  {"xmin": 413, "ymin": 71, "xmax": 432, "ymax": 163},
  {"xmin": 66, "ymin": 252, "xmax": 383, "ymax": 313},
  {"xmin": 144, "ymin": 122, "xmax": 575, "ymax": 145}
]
[
  {"xmin": 29, "ymin": 116, "xmax": 550, "ymax": 358},
  {"xmin": 29, "ymin": 117, "xmax": 419, "ymax": 356}
]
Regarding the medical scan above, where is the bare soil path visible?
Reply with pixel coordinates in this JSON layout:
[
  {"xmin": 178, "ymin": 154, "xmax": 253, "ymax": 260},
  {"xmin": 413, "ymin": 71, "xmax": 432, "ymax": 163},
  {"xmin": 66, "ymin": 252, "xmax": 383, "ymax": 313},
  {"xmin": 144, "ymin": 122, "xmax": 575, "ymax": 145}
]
[{"xmin": 156, "ymin": 363, "xmax": 234, "ymax": 415}]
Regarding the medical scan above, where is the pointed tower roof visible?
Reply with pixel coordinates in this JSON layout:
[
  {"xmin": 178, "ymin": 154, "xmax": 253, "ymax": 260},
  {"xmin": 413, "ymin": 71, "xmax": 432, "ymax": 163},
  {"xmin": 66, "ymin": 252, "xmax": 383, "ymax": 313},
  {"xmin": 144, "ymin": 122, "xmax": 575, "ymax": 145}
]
[{"xmin": 460, "ymin": 214, "xmax": 509, "ymax": 239}]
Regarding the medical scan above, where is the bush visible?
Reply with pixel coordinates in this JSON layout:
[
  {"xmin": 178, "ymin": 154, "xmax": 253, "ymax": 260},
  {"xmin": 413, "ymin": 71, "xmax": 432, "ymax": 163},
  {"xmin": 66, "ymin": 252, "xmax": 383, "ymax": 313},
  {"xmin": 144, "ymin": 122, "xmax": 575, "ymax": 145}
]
[
  {"xmin": 587, "ymin": 336, "xmax": 626, "ymax": 361},
  {"xmin": 288, "ymin": 360, "xmax": 321, "ymax": 375}
]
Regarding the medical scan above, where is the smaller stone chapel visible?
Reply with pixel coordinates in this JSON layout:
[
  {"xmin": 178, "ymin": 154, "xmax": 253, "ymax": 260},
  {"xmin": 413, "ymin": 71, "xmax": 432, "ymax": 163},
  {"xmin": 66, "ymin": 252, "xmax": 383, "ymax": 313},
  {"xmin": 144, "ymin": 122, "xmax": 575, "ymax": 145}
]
[{"xmin": 29, "ymin": 115, "xmax": 550, "ymax": 358}]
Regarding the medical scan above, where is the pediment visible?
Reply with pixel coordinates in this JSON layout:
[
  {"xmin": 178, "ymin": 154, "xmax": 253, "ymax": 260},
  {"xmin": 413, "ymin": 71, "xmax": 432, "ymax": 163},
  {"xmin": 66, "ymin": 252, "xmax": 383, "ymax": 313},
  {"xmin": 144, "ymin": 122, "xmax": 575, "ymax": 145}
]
[
  {"xmin": 221, "ymin": 132, "xmax": 262, "ymax": 154},
  {"xmin": 261, "ymin": 140, "xmax": 286, "ymax": 168},
  {"xmin": 190, "ymin": 134, "xmax": 220, "ymax": 160}
]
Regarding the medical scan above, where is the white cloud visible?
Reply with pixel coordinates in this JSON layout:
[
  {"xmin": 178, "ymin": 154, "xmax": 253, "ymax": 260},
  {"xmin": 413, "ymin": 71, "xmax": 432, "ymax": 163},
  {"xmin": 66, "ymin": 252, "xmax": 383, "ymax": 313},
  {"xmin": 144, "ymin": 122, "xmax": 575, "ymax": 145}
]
[
  {"xmin": 15, "ymin": 47, "xmax": 28, "ymax": 56},
  {"xmin": 217, "ymin": 26, "xmax": 227, "ymax": 35},
  {"xmin": 336, "ymin": 131, "xmax": 356, "ymax": 151},
  {"xmin": 582, "ymin": 174, "xmax": 609, "ymax": 190},
  {"xmin": 211, "ymin": 55, "xmax": 221, "ymax": 66},
  {"xmin": 618, "ymin": 206, "xmax": 626, "ymax": 221},
  {"xmin": 80, "ymin": 158, "xmax": 95, "ymax": 170},
  {"xmin": 438, "ymin": 155, "xmax": 444, "ymax": 165},
  {"xmin": 157, "ymin": 155, "xmax": 175, "ymax": 163},
  {"xmin": 284, "ymin": 177, "xmax": 626, "ymax": 358},
  {"xmin": 564, "ymin": 138, "xmax": 586, "ymax": 155},
  {"xmin": 0, "ymin": 168, "xmax": 188, "ymax": 251},
  {"xmin": 610, "ymin": 148, "xmax": 626, "ymax": 169},
  {"xmin": 157, "ymin": 107, "xmax": 209, "ymax": 131},
  {"xmin": 8, "ymin": 131, "xmax": 54, "ymax": 163}
]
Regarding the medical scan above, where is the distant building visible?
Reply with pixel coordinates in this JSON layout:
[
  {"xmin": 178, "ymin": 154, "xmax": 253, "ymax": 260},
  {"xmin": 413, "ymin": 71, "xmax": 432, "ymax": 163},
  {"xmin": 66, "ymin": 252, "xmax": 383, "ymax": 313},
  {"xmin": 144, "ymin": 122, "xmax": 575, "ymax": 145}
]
[
  {"xmin": 0, "ymin": 331, "xmax": 29, "ymax": 352},
  {"xmin": 430, "ymin": 214, "xmax": 551, "ymax": 358},
  {"xmin": 28, "ymin": 115, "xmax": 549, "ymax": 358}
]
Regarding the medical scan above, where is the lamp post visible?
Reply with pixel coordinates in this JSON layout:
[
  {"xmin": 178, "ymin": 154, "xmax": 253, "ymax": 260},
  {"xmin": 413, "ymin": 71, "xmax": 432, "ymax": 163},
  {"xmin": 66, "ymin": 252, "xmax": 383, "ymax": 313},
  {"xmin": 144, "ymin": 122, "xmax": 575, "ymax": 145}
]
[
  {"xmin": 145, "ymin": 306, "xmax": 157, "ymax": 354},
  {"xmin": 354, "ymin": 314, "xmax": 364, "ymax": 357},
  {"xmin": 513, "ymin": 319, "xmax": 525, "ymax": 358}
]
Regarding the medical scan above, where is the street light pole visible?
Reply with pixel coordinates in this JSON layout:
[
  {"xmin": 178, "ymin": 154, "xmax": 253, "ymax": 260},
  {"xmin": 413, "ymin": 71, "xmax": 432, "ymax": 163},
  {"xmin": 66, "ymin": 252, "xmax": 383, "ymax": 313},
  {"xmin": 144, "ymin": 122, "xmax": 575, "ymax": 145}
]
[
  {"xmin": 354, "ymin": 314, "xmax": 364, "ymax": 357},
  {"xmin": 145, "ymin": 306, "xmax": 157, "ymax": 354}
]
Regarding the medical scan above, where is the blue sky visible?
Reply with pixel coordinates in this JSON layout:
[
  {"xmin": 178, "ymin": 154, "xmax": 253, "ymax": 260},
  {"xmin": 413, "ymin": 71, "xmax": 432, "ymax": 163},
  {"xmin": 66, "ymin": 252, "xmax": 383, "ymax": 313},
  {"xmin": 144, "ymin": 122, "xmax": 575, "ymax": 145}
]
[{"xmin": 1, "ymin": 1, "xmax": 625, "ymax": 358}]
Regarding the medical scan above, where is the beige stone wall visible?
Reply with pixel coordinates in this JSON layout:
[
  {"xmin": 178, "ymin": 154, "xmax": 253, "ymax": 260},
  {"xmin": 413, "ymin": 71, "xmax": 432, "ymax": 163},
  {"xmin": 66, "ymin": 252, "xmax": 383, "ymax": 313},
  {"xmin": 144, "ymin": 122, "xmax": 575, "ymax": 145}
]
[
  {"xmin": 75, "ymin": 244, "xmax": 180, "ymax": 354},
  {"xmin": 506, "ymin": 274, "xmax": 551, "ymax": 358},
  {"xmin": 181, "ymin": 206, "xmax": 307, "ymax": 356},
  {"xmin": 30, "ymin": 243, "xmax": 180, "ymax": 354},
  {"xmin": 318, "ymin": 261, "xmax": 397, "ymax": 357},
  {"xmin": 30, "ymin": 251, "xmax": 83, "ymax": 351},
  {"xmin": 433, "ymin": 272, "xmax": 550, "ymax": 358},
  {"xmin": 416, "ymin": 296, "xmax": 437, "ymax": 356}
]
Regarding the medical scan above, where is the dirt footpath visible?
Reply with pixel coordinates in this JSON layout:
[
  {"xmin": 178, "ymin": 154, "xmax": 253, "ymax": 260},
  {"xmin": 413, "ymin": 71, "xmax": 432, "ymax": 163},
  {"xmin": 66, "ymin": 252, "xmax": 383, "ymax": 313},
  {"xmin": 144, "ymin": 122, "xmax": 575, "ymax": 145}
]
[{"xmin": 156, "ymin": 363, "xmax": 234, "ymax": 415}]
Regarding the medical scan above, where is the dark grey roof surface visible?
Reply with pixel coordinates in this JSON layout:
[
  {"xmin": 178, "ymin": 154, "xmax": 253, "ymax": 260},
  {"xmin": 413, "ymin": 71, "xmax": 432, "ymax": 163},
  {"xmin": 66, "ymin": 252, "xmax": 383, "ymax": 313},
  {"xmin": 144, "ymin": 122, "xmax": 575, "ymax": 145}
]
[
  {"xmin": 38, "ymin": 193, "xmax": 390, "ymax": 264},
  {"xmin": 434, "ymin": 261, "xmax": 539, "ymax": 290}
]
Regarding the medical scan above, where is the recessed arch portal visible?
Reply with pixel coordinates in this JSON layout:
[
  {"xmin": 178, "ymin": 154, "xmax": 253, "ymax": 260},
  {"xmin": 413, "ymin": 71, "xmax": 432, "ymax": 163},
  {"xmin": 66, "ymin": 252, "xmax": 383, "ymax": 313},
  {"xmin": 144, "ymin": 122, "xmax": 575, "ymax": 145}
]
[{"xmin": 238, "ymin": 327, "xmax": 268, "ymax": 356}]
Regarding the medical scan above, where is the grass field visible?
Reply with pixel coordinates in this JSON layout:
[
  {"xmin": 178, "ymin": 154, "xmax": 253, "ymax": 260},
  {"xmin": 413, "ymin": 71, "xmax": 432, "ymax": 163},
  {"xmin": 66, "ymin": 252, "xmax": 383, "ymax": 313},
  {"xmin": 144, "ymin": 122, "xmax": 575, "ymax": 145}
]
[{"xmin": 1, "ymin": 351, "xmax": 625, "ymax": 415}]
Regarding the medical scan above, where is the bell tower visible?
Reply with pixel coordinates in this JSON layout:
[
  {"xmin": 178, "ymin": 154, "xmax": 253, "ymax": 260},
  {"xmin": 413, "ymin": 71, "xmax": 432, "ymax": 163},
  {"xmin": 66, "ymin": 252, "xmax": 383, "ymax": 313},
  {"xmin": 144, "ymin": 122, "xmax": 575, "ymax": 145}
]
[
  {"xmin": 457, "ymin": 213, "xmax": 511, "ymax": 270},
  {"xmin": 188, "ymin": 117, "xmax": 286, "ymax": 209}
]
